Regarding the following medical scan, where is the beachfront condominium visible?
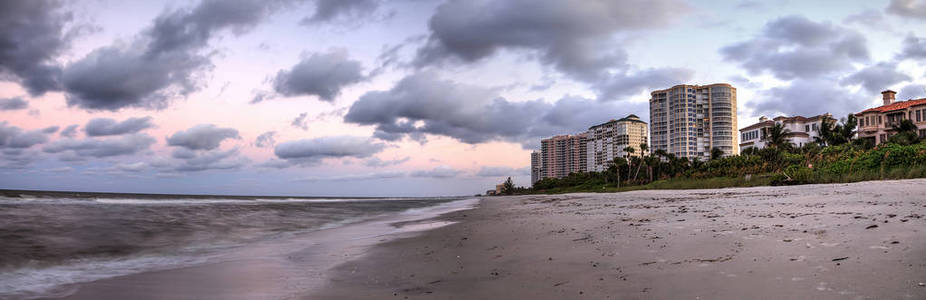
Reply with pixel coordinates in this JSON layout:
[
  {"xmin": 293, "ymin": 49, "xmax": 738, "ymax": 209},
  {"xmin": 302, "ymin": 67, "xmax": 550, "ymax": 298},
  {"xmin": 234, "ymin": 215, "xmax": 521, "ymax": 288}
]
[
  {"xmin": 530, "ymin": 151, "xmax": 542, "ymax": 186},
  {"xmin": 739, "ymin": 114, "xmax": 830, "ymax": 151},
  {"xmin": 585, "ymin": 114, "xmax": 648, "ymax": 172},
  {"xmin": 856, "ymin": 90, "xmax": 926, "ymax": 145},
  {"xmin": 649, "ymin": 83, "xmax": 738, "ymax": 160},
  {"xmin": 540, "ymin": 133, "xmax": 587, "ymax": 179}
]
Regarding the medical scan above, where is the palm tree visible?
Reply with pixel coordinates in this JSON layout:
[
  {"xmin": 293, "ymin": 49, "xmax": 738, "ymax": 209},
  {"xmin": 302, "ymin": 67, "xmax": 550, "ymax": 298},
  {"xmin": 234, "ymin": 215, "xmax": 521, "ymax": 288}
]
[
  {"xmin": 632, "ymin": 143, "xmax": 648, "ymax": 181},
  {"xmin": 710, "ymin": 147, "xmax": 724, "ymax": 160},
  {"xmin": 815, "ymin": 115, "xmax": 835, "ymax": 147},
  {"xmin": 888, "ymin": 119, "xmax": 919, "ymax": 145},
  {"xmin": 764, "ymin": 123, "xmax": 792, "ymax": 150},
  {"xmin": 837, "ymin": 114, "xmax": 858, "ymax": 145},
  {"xmin": 502, "ymin": 177, "xmax": 515, "ymax": 195},
  {"xmin": 623, "ymin": 146, "xmax": 635, "ymax": 181}
]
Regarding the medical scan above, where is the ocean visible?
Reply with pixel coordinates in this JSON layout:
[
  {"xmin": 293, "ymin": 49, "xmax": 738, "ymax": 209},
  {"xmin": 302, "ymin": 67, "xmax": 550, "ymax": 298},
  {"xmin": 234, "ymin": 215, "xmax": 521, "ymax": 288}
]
[{"xmin": 0, "ymin": 192, "xmax": 477, "ymax": 299}]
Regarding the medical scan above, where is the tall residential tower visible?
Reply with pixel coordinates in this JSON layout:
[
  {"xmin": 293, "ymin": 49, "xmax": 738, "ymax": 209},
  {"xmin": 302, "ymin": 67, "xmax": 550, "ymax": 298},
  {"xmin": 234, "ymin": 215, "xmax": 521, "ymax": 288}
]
[
  {"xmin": 649, "ymin": 83, "xmax": 738, "ymax": 160},
  {"xmin": 585, "ymin": 114, "xmax": 648, "ymax": 172},
  {"xmin": 540, "ymin": 133, "xmax": 587, "ymax": 179}
]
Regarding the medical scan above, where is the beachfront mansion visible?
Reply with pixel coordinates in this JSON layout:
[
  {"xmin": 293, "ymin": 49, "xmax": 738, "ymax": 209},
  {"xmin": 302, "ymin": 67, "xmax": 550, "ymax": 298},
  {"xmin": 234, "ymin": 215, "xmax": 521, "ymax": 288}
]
[
  {"xmin": 856, "ymin": 90, "xmax": 926, "ymax": 145},
  {"xmin": 738, "ymin": 114, "xmax": 830, "ymax": 150}
]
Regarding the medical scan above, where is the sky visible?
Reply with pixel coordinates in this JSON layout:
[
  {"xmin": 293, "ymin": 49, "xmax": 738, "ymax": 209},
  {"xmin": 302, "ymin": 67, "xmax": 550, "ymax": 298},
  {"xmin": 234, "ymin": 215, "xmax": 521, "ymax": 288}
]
[{"xmin": 1, "ymin": 0, "xmax": 926, "ymax": 196}]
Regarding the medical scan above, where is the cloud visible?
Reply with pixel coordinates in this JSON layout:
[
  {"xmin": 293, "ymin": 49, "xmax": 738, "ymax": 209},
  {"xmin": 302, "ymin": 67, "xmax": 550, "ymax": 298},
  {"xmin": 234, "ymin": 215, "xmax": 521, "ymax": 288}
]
[
  {"xmin": 266, "ymin": 50, "xmax": 366, "ymax": 102},
  {"xmin": 748, "ymin": 79, "xmax": 870, "ymax": 119},
  {"xmin": 0, "ymin": 122, "xmax": 54, "ymax": 149},
  {"xmin": 364, "ymin": 156, "xmax": 409, "ymax": 167},
  {"xmin": 61, "ymin": 0, "xmax": 290, "ymax": 110},
  {"xmin": 166, "ymin": 124, "xmax": 241, "ymax": 150},
  {"xmin": 154, "ymin": 148, "xmax": 249, "ymax": 172},
  {"xmin": 107, "ymin": 162, "xmax": 147, "ymax": 173},
  {"xmin": 595, "ymin": 68, "xmax": 694, "ymax": 101},
  {"xmin": 899, "ymin": 84, "xmax": 926, "ymax": 99},
  {"xmin": 296, "ymin": 170, "xmax": 406, "ymax": 182},
  {"xmin": 844, "ymin": 10, "xmax": 893, "ymax": 32},
  {"xmin": 344, "ymin": 72, "xmax": 642, "ymax": 146},
  {"xmin": 898, "ymin": 34, "xmax": 926, "ymax": 61},
  {"xmin": 840, "ymin": 61, "xmax": 912, "ymax": 94},
  {"xmin": 476, "ymin": 166, "xmax": 530, "ymax": 177},
  {"xmin": 84, "ymin": 116, "xmax": 155, "ymax": 136},
  {"xmin": 0, "ymin": 0, "xmax": 70, "ymax": 95},
  {"xmin": 0, "ymin": 97, "xmax": 28, "ymax": 110},
  {"xmin": 43, "ymin": 133, "xmax": 156, "ymax": 158},
  {"xmin": 887, "ymin": 0, "xmax": 926, "ymax": 19},
  {"xmin": 60, "ymin": 124, "xmax": 78, "ymax": 138},
  {"xmin": 254, "ymin": 131, "xmax": 277, "ymax": 148},
  {"xmin": 720, "ymin": 15, "xmax": 869, "ymax": 80},
  {"xmin": 412, "ymin": 0, "xmax": 691, "ymax": 100},
  {"xmin": 291, "ymin": 112, "xmax": 309, "ymax": 130},
  {"xmin": 410, "ymin": 165, "xmax": 461, "ymax": 178},
  {"xmin": 42, "ymin": 126, "xmax": 59, "ymax": 134},
  {"xmin": 272, "ymin": 136, "xmax": 385, "ymax": 166},
  {"xmin": 304, "ymin": 0, "xmax": 379, "ymax": 23}
]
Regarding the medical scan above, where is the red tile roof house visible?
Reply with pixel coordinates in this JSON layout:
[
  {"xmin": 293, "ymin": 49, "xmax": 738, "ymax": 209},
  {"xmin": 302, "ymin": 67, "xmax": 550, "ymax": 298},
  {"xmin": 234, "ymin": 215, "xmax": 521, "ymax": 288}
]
[{"xmin": 855, "ymin": 90, "xmax": 926, "ymax": 145}]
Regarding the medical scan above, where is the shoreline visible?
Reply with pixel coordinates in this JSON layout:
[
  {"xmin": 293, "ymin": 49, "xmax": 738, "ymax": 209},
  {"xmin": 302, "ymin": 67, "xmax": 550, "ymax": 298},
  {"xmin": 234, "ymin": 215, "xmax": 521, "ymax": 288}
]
[
  {"xmin": 32, "ymin": 198, "xmax": 478, "ymax": 300},
  {"xmin": 310, "ymin": 179, "xmax": 926, "ymax": 299}
]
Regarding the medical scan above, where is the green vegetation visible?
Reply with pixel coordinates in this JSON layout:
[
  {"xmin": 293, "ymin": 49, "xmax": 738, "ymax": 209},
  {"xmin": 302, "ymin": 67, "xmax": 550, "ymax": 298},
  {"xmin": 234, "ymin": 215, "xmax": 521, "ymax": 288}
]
[{"xmin": 526, "ymin": 114, "xmax": 926, "ymax": 194}]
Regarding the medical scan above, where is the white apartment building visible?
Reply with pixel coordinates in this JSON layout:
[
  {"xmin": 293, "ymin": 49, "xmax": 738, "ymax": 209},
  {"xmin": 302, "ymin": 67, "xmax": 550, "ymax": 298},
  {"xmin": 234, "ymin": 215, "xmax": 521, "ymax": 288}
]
[
  {"xmin": 585, "ymin": 114, "xmax": 648, "ymax": 172},
  {"xmin": 739, "ymin": 114, "xmax": 830, "ymax": 151},
  {"xmin": 649, "ymin": 83, "xmax": 738, "ymax": 160}
]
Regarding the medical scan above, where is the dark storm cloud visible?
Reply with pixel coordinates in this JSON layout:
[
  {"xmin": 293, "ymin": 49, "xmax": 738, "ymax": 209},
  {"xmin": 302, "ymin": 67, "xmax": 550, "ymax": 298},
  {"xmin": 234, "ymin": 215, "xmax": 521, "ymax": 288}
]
[
  {"xmin": 166, "ymin": 124, "xmax": 241, "ymax": 151},
  {"xmin": 476, "ymin": 166, "xmax": 530, "ymax": 177},
  {"xmin": 269, "ymin": 50, "xmax": 366, "ymax": 102},
  {"xmin": 412, "ymin": 0, "xmax": 691, "ymax": 99},
  {"xmin": 43, "ymin": 133, "xmax": 156, "ymax": 158},
  {"xmin": 410, "ymin": 166, "xmax": 461, "ymax": 179},
  {"xmin": 59, "ymin": 124, "xmax": 78, "ymax": 138},
  {"xmin": 344, "ymin": 72, "xmax": 643, "ymax": 146},
  {"xmin": 595, "ymin": 68, "xmax": 695, "ymax": 101},
  {"xmin": 364, "ymin": 156, "xmax": 409, "ymax": 167},
  {"xmin": 84, "ymin": 117, "xmax": 155, "ymax": 136},
  {"xmin": 304, "ymin": 0, "xmax": 379, "ymax": 23},
  {"xmin": 899, "ymin": 84, "xmax": 926, "ymax": 100},
  {"xmin": 898, "ymin": 34, "xmax": 926, "ymax": 60},
  {"xmin": 720, "ymin": 15, "xmax": 870, "ymax": 80},
  {"xmin": 272, "ymin": 136, "xmax": 384, "ymax": 167},
  {"xmin": 0, "ymin": 122, "xmax": 54, "ymax": 149},
  {"xmin": 840, "ymin": 62, "xmax": 912, "ymax": 94},
  {"xmin": 0, "ymin": 97, "xmax": 28, "ymax": 110},
  {"xmin": 254, "ymin": 131, "xmax": 277, "ymax": 148},
  {"xmin": 748, "ymin": 79, "xmax": 870, "ymax": 120},
  {"xmin": 887, "ymin": 0, "xmax": 926, "ymax": 19},
  {"xmin": 62, "ymin": 0, "xmax": 290, "ymax": 110},
  {"xmin": 0, "ymin": 0, "xmax": 70, "ymax": 95}
]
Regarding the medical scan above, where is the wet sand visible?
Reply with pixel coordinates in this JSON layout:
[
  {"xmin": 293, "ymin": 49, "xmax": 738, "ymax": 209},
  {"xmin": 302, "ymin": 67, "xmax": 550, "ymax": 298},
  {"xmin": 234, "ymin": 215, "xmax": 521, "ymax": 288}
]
[{"xmin": 312, "ymin": 179, "xmax": 926, "ymax": 299}]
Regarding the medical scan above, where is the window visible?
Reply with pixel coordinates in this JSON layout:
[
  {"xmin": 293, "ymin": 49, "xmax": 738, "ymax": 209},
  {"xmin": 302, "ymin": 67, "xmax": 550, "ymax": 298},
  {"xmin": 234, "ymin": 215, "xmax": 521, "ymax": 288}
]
[
  {"xmin": 879, "ymin": 116, "xmax": 882, "ymax": 124},
  {"xmin": 805, "ymin": 125, "xmax": 810, "ymax": 132},
  {"xmin": 917, "ymin": 110, "xmax": 921, "ymax": 122}
]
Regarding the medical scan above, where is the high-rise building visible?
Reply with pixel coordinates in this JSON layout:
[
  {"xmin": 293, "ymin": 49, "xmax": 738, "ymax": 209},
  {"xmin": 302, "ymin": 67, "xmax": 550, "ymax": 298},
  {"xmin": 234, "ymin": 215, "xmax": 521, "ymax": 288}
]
[
  {"xmin": 540, "ymin": 133, "xmax": 587, "ymax": 179},
  {"xmin": 530, "ymin": 151, "xmax": 542, "ymax": 186},
  {"xmin": 856, "ymin": 90, "xmax": 926, "ymax": 145},
  {"xmin": 585, "ymin": 114, "xmax": 648, "ymax": 172},
  {"xmin": 739, "ymin": 114, "xmax": 830, "ymax": 151},
  {"xmin": 649, "ymin": 83, "xmax": 738, "ymax": 160}
]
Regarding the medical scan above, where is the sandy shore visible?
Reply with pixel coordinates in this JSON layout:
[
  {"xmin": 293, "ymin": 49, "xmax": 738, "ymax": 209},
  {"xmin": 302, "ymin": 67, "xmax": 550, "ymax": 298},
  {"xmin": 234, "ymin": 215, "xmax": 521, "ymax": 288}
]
[{"xmin": 311, "ymin": 179, "xmax": 926, "ymax": 299}]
